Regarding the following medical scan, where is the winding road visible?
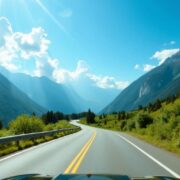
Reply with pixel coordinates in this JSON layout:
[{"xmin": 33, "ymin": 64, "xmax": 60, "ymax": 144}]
[{"xmin": 0, "ymin": 121, "xmax": 180, "ymax": 179}]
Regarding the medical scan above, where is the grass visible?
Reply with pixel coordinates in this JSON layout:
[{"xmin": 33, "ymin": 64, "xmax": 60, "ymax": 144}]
[
  {"xmin": 80, "ymin": 97, "xmax": 180, "ymax": 155},
  {"xmin": 81, "ymin": 119, "xmax": 180, "ymax": 155},
  {"xmin": 127, "ymin": 131, "xmax": 180, "ymax": 155}
]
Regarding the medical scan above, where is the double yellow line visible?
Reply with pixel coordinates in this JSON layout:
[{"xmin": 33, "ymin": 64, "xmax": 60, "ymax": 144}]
[{"xmin": 64, "ymin": 131, "xmax": 96, "ymax": 174}]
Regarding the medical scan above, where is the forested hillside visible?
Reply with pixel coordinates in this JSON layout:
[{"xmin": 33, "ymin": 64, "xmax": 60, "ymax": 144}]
[
  {"xmin": 81, "ymin": 94, "xmax": 180, "ymax": 154},
  {"xmin": 102, "ymin": 51, "xmax": 180, "ymax": 114}
]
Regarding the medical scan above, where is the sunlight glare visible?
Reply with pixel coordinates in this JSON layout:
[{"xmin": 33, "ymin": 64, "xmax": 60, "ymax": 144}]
[{"xmin": 35, "ymin": 0, "xmax": 67, "ymax": 34}]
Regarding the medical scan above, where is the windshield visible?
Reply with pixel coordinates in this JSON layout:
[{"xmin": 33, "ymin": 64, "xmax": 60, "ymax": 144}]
[{"xmin": 0, "ymin": 0, "xmax": 180, "ymax": 179}]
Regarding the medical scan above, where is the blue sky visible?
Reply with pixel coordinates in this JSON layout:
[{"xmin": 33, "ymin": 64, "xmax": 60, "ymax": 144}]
[{"xmin": 0, "ymin": 0, "xmax": 180, "ymax": 90}]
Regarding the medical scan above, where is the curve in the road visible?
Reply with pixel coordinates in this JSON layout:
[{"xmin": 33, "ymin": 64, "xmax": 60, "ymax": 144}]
[{"xmin": 0, "ymin": 122, "xmax": 180, "ymax": 179}]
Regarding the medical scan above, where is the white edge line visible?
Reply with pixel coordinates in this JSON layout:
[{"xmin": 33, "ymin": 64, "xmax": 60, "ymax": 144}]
[
  {"xmin": 0, "ymin": 130, "xmax": 82, "ymax": 163},
  {"xmin": 116, "ymin": 133, "xmax": 180, "ymax": 178}
]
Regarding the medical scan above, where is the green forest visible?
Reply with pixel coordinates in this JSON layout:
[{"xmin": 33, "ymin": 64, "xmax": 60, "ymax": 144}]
[{"xmin": 81, "ymin": 94, "xmax": 180, "ymax": 154}]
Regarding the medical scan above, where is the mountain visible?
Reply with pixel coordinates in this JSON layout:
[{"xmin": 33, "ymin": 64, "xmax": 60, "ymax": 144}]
[
  {"xmin": 65, "ymin": 77, "xmax": 119, "ymax": 112},
  {"xmin": 0, "ymin": 73, "xmax": 46, "ymax": 126},
  {"xmin": 101, "ymin": 51, "xmax": 180, "ymax": 114},
  {"xmin": 0, "ymin": 68, "xmax": 87, "ymax": 114},
  {"xmin": 0, "ymin": 67, "xmax": 119, "ymax": 113}
]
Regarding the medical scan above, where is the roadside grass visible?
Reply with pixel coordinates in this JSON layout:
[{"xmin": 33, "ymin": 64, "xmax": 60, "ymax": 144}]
[
  {"xmin": 80, "ymin": 119, "xmax": 180, "ymax": 155},
  {"xmin": 0, "ymin": 120, "xmax": 80, "ymax": 157},
  {"xmin": 79, "ymin": 97, "xmax": 180, "ymax": 155},
  {"xmin": 126, "ymin": 131, "xmax": 180, "ymax": 155}
]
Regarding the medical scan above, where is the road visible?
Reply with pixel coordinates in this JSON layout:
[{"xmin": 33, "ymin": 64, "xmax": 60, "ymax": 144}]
[{"xmin": 0, "ymin": 121, "xmax": 180, "ymax": 179}]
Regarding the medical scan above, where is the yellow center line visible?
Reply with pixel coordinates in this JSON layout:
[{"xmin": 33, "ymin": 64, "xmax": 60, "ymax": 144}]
[
  {"xmin": 64, "ymin": 131, "xmax": 96, "ymax": 174},
  {"xmin": 71, "ymin": 132, "xmax": 96, "ymax": 173}
]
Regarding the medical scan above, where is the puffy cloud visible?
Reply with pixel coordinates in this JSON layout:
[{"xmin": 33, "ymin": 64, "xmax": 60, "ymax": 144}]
[
  {"xmin": 0, "ymin": 16, "xmax": 128, "ymax": 90},
  {"xmin": 0, "ymin": 17, "xmax": 18, "ymax": 71},
  {"xmin": 143, "ymin": 64, "xmax": 156, "ymax": 72},
  {"xmin": 0, "ymin": 16, "xmax": 51, "ymax": 72},
  {"xmin": 134, "ymin": 64, "xmax": 155, "ymax": 72},
  {"xmin": 136, "ymin": 48, "xmax": 179, "ymax": 73},
  {"xmin": 0, "ymin": 17, "xmax": 50, "ymax": 72},
  {"xmin": 87, "ymin": 74, "xmax": 129, "ymax": 90},
  {"xmin": 135, "ymin": 48, "xmax": 179, "ymax": 73},
  {"xmin": 51, "ymin": 60, "xmax": 88, "ymax": 83},
  {"xmin": 151, "ymin": 49, "xmax": 179, "ymax": 64},
  {"xmin": 14, "ymin": 27, "xmax": 50, "ymax": 59},
  {"xmin": 51, "ymin": 60, "xmax": 129, "ymax": 90},
  {"xmin": 33, "ymin": 55, "xmax": 54, "ymax": 77},
  {"xmin": 70, "ymin": 60, "xmax": 89, "ymax": 79}
]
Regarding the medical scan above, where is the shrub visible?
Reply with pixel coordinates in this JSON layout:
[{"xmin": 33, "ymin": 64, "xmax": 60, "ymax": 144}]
[
  {"xmin": 86, "ymin": 109, "xmax": 96, "ymax": 124},
  {"xmin": 104, "ymin": 119, "xmax": 107, "ymax": 125},
  {"xmin": 172, "ymin": 122, "xmax": 180, "ymax": 148},
  {"xmin": 0, "ymin": 129, "xmax": 11, "ymax": 137},
  {"xmin": 119, "ymin": 120, "xmax": 126, "ymax": 130},
  {"xmin": 155, "ymin": 123, "xmax": 171, "ymax": 140},
  {"xmin": 174, "ymin": 101, "xmax": 180, "ymax": 116},
  {"xmin": 9, "ymin": 115, "xmax": 44, "ymax": 134},
  {"xmin": 126, "ymin": 120, "xmax": 135, "ymax": 131},
  {"xmin": 135, "ymin": 112, "xmax": 153, "ymax": 129}
]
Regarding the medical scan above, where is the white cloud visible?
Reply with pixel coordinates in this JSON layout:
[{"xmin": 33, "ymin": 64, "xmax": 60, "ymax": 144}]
[
  {"xmin": 0, "ymin": 16, "xmax": 128, "ymax": 90},
  {"xmin": 87, "ymin": 74, "xmax": 129, "ymax": 90},
  {"xmin": 70, "ymin": 60, "xmax": 89, "ymax": 79},
  {"xmin": 135, "ymin": 48, "xmax": 179, "ymax": 73},
  {"xmin": 143, "ymin": 64, "xmax": 156, "ymax": 72},
  {"xmin": 51, "ymin": 60, "xmax": 89, "ymax": 83},
  {"xmin": 115, "ymin": 81, "xmax": 129, "ymax": 89},
  {"xmin": 60, "ymin": 9, "xmax": 72, "ymax": 18},
  {"xmin": 51, "ymin": 60, "xmax": 129, "ymax": 90},
  {"xmin": 0, "ymin": 16, "xmax": 51, "ymax": 72},
  {"xmin": 151, "ymin": 49, "xmax": 179, "ymax": 64},
  {"xmin": 14, "ymin": 27, "xmax": 50, "ymax": 59},
  {"xmin": 134, "ymin": 64, "xmax": 156, "ymax": 72},
  {"xmin": 33, "ymin": 55, "xmax": 54, "ymax": 77},
  {"xmin": 0, "ymin": 17, "xmax": 18, "ymax": 71}
]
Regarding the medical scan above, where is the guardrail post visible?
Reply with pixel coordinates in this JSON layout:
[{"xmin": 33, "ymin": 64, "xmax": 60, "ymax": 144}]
[{"xmin": 16, "ymin": 140, "xmax": 21, "ymax": 150}]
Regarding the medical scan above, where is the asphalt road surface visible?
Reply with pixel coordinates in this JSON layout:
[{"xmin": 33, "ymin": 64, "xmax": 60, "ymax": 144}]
[{"xmin": 0, "ymin": 121, "xmax": 180, "ymax": 179}]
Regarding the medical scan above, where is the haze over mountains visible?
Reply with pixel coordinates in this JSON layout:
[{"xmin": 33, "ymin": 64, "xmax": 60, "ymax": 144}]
[
  {"xmin": 101, "ymin": 51, "xmax": 180, "ymax": 114},
  {"xmin": 0, "ymin": 67, "xmax": 86, "ymax": 113},
  {"xmin": 1, "ymin": 50, "xmax": 180, "ymax": 125},
  {"xmin": 0, "ymin": 73, "xmax": 46, "ymax": 126},
  {"xmin": 0, "ymin": 67, "xmax": 119, "ymax": 124}
]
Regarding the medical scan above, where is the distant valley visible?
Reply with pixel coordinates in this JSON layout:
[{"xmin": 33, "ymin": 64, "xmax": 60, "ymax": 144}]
[
  {"xmin": 0, "ymin": 67, "xmax": 119, "ymax": 125},
  {"xmin": 0, "ymin": 51, "xmax": 180, "ymax": 126}
]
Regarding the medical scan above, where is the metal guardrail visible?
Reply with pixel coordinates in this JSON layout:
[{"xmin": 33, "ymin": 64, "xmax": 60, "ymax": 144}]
[{"xmin": 0, "ymin": 127, "xmax": 81, "ymax": 145}]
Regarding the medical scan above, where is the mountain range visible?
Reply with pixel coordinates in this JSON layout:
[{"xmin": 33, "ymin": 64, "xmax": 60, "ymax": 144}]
[
  {"xmin": 0, "ymin": 67, "xmax": 87, "ymax": 113},
  {"xmin": 1, "ymin": 50, "xmax": 180, "ymax": 125},
  {"xmin": 0, "ymin": 67, "xmax": 119, "ymax": 125},
  {"xmin": 0, "ymin": 73, "xmax": 46, "ymax": 126},
  {"xmin": 101, "ymin": 51, "xmax": 180, "ymax": 114}
]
